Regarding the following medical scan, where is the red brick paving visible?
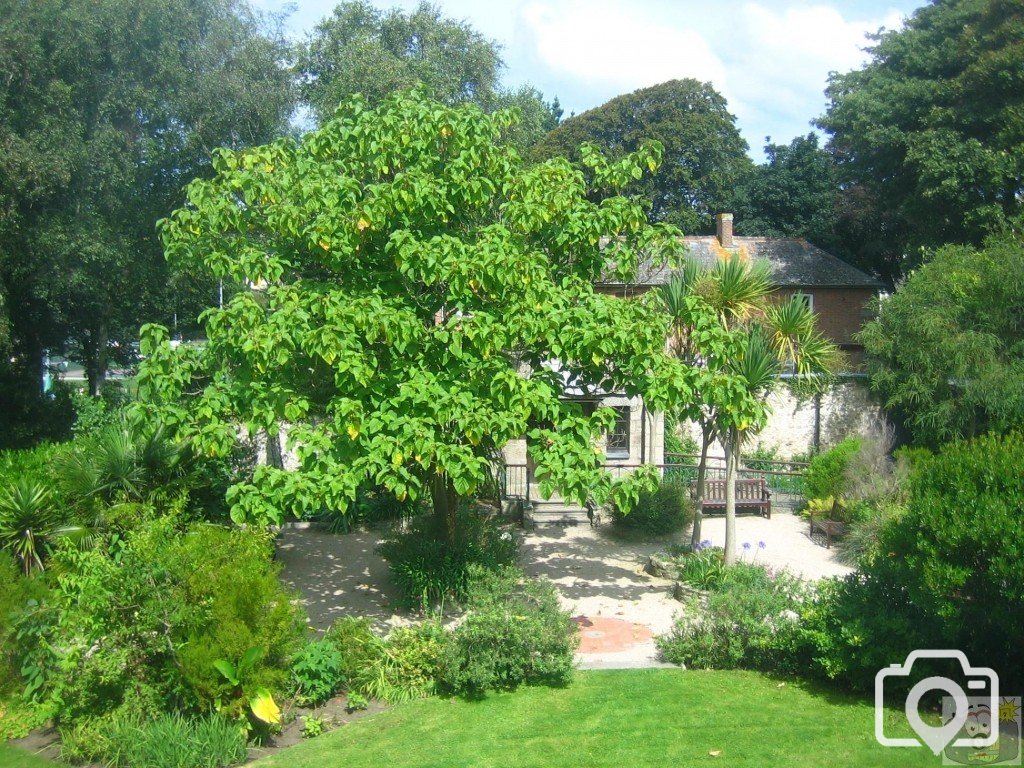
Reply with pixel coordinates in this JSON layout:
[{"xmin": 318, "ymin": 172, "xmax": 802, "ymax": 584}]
[{"xmin": 573, "ymin": 615, "xmax": 654, "ymax": 654}]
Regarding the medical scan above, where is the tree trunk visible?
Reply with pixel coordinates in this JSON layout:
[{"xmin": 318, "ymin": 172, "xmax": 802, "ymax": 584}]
[
  {"xmin": 430, "ymin": 473, "xmax": 460, "ymax": 546},
  {"xmin": 689, "ymin": 424, "xmax": 714, "ymax": 548},
  {"xmin": 265, "ymin": 429, "xmax": 284, "ymax": 469},
  {"xmin": 84, "ymin": 322, "xmax": 108, "ymax": 397},
  {"xmin": 723, "ymin": 431, "xmax": 738, "ymax": 566}
]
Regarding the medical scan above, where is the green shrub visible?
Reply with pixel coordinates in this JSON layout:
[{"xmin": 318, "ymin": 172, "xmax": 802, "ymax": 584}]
[
  {"xmin": 781, "ymin": 432, "xmax": 1024, "ymax": 694},
  {"xmin": 803, "ymin": 437, "xmax": 861, "ymax": 502},
  {"xmin": 291, "ymin": 640, "xmax": 344, "ymax": 706},
  {"xmin": 674, "ymin": 545, "xmax": 726, "ymax": 590},
  {"xmin": 377, "ymin": 508, "xmax": 518, "ymax": 608},
  {"xmin": 60, "ymin": 711, "xmax": 246, "ymax": 768},
  {"xmin": 0, "ymin": 693, "xmax": 51, "ymax": 741},
  {"xmin": 0, "ymin": 552, "xmax": 49, "ymax": 694},
  {"xmin": 610, "ymin": 480, "xmax": 693, "ymax": 537},
  {"xmin": 441, "ymin": 566, "xmax": 577, "ymax": 696},
  {"xmin": 657, "ymin": 564, "xmax": 810, "ymax": 674},
  {"xmin": 351, "ymin": 622, "xmax": 447, "ymax": 704},
  {"xmin": 324, "ymin": 617, "xmax": 382, "ymax": 689},
  {"xmin": 35, "ymin": 518, "xmax": 305, "ymax": 724},
  {"xmin": 876, "ymin": 432, "xmax": 1024, "ymax": 689},
  {"xmin": 664, "ymin": 428, "xmax": 699, "ymax": 457}
]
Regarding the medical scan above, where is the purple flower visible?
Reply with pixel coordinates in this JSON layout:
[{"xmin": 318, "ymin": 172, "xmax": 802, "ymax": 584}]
[
  {"xmin": 742, "ymin": 542, "xmax": 751, "ymax": 551},
  {"xmin": 699, "ymin": 539, "xmax": 713, "ymax": 550},
  {"xmin": 758, "ymin": 541, "xmax": 767, "ymax": 550}
]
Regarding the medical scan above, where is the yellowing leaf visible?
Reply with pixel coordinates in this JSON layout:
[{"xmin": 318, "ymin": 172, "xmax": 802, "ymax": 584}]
[
  {"xmin": 592, "ymin": 353, "xmax": 604, "ymax": 365},
  {"xmin": 318, "ymin": 239, "xmax": 330, "ymax": 251},
  {"xmin": 263, "ymin": 164, "xmax": 275, "ymax": 173},
  {"xmin": 250, "ymin": 689, "xmax": 280, "ymax": 724},
  {"xmin": 357, "ymin": 217, "xmax": 371, "ymax": 231},
  {"xmin": 469, "ymin": 279, "xmax": 480, "ymax": 291},
  {"xmin": 440, "ymin": 126, "xmax": 452, "ymax": 138},
  {"xmin": 347, "ymin": 424, "xmax": 359, "ymax": 440},
  {"xmin": 392, "ymin": 451, "xmax": 404, "ymax": 466},
  {"xmin": 397, "ymin": 491, "xmax": 407, "ymax": 502}
]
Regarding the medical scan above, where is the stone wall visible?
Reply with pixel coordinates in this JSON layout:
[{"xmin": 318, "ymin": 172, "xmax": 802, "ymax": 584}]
[{"xmin": 678, "ymin": 378, "xmax": 884, "ymax": 459}]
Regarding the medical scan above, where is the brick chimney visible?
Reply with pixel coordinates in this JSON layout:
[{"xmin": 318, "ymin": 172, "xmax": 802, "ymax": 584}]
[{"xmin": 716, "ymin": 213, "xmax": 734, "ymax": 248}]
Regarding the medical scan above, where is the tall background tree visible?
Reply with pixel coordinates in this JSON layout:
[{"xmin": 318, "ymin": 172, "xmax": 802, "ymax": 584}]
[
  {"xmin": 857, "ymin": 233, "xmax": 1024, "ymax": 447},
  {"xmin": 298, "ymin": 1, "xmax": 560, "ymax": 150},
  {"xmin": 530, "ymin": 79, "xmax": 752, "ymax": 233},
  {"xmin": 734, "ymin": 134, "xmax": 839, "ymax": 250},
  {"xmin": 0, "ymin": 0, "xmax": 295, "ymax": 445},
  {"xmin": 818, "ymin": 0, "xmax": 1024, "ymax": 282}
]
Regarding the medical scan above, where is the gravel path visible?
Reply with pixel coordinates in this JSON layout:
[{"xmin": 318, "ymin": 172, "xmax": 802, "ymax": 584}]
[{"xmin": 276, "ymin": 509, "xmax": 853, "ymax": 668}]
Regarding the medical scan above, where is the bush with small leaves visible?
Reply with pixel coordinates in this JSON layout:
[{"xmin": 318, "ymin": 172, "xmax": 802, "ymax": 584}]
[
  {"xmin": 658, "ymin": 563, "xmax": 811, "ymax": 673},
  {"xmin": 610, "ymin": 479, "xmax": 693, "ymax": 537},
  {"xmin": 441, "ymin": 566, "xmax": 577, "ymax": 695}
]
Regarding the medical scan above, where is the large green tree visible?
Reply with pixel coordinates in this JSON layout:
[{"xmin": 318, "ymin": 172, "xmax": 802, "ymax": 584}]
[
  {"xmin": 818, "ymin": 0, "xmax": 1024, "ymax": 282},
  {"xmin": 734, "ymin": 134, "xmax": 839, "ymax": 249},
  {"xmin": 298, "ymin": 1, "xmax": 560, "ymax": 150},
  {"xmin": 858, "ymin": 233, "xmax": 1024, "ymax": 447},
  {"xmin": 137, "ymin": 91, "xmax": 694, "ymax": 535},
  {"xmin": 531, "ymin": 79, "xmax": 752, "ymax": 233},
  {"xmin": 0, "ymin": 0, "xmax": 294, "ymax": 431}
]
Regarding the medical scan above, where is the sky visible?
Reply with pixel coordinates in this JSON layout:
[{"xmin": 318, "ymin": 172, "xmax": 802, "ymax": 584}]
[{"xmin": 254, "ymin": 0, "xmax": 926, "ymax": 159}]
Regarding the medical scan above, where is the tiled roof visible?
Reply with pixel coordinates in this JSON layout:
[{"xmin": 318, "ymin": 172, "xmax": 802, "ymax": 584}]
[{"xmin": 620, "ymin": 237, "xmax": 883, "ymax": 289}]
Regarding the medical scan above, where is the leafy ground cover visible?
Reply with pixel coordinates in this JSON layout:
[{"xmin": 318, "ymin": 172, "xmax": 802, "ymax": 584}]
[{"xmin": 254, "ymin": 670, "xmax": 937, "ymax": 768}]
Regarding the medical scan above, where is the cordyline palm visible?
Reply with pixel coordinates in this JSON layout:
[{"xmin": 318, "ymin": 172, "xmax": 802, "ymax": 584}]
[
  {"xmin": 660, "ymin": 255, "xmax": 775, "ymax": 550},
  {"xmin": 660, "ymin": 255, "xmax": 838, "ymax": 564}
]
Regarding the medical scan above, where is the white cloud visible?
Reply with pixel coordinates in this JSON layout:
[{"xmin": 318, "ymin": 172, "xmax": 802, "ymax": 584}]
[{"xmin": 519, "ymin": 0, "xmax": 728, "ymax": 94}]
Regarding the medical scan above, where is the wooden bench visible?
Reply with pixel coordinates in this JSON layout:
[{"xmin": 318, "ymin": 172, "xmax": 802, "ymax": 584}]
[
  {"xmin": 809, "ymin": 516, "xmax": 848, "ymax": 549},
  {"xmin": 695, "ymin": 478, "xmax": 772, "ymax": 519}
]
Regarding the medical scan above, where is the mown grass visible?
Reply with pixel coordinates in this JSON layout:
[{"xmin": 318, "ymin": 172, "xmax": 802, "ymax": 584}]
[
  {"xmin": 0, "ymin": 743, "xmax": 56, "ymax": 767},
  {"xmin": 255, "ymin": 669, "xmax": 939, "ymax": 768}
]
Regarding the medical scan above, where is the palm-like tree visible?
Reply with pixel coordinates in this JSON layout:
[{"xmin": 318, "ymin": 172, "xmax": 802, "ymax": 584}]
[
  {"xmin": 0, "ymin": 478, "xmax": 90, "ymax": 575},
  {"xmin": 660, "ymin": 255, "xmax": 838, "ymax": 564}
]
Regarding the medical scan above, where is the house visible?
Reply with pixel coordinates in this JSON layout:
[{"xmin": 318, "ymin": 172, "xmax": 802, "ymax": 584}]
[
  {"xmin": 600, "ymin": 213, "xmax": 884, "ymax": 370},
  {"xmin": 504, "ymin": 214, "xmax": 884, "ymax": 522}
]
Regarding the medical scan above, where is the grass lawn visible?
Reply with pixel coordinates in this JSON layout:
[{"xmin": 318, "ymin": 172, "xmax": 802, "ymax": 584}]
[
  {"xmin": 255, "ymin": 670, "xmax": 939, "ymax": 768},
  {"xmin": 0, "ymin": 743, "xmax": 56, "ymax": 767}
]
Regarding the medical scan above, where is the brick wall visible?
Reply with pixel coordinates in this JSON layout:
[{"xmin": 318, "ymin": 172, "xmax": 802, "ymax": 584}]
[{"xmin": 770, "ymin": 286, "xmax": 875, "ymax": 369}]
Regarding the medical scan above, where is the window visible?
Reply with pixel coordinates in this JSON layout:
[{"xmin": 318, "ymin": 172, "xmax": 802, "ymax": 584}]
[
  {"xmin": 606, "ymin": 406, "xmax": 631, "ymax": 458},
  {"xmin": 795, "ymin": 292, "xmax": 814, "ymax": 312}
]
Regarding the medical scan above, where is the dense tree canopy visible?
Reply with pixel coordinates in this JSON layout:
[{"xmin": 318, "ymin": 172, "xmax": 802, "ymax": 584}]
[
  {"xmin": 858, "ymin": 233, "xmax": 1024, "ymax": 447},
  {"xmin": 530, "ymin": 80, "xmax": 752, "ymax": 233},
  {"xmin": 137, "ymin": 91, "xmax": 694, "ymax": 532},
  {"xmin": 0, "ymin": 0, "xmax": 294, "ymax": 444},
  {"xmin": 298, "ymin": 1, "xmax": 560, "ymax": 150},
  {"xmin": 734, "ymin": 134, "xmax": 839, "ymax": 250},
  {"xmin": 818, "ymin": 0, "xmax": 1024, "ymax": 281}
]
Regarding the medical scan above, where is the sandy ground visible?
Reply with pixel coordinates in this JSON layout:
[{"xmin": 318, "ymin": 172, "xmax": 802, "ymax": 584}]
[{"xmin": 276, "ymin": 507, "xmax": 853, "ymax": 668}]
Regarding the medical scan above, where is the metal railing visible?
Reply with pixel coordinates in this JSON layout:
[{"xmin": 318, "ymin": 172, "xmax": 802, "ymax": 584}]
[{"xmin": 499, "ymin": 455, "xmax": 806, "ymax": 502}]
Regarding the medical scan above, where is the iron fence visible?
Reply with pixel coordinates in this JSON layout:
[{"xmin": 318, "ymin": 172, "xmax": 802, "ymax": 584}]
[{"xmin": 499, "ymin": 454, "xmax": 806, "ymax": 503}]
